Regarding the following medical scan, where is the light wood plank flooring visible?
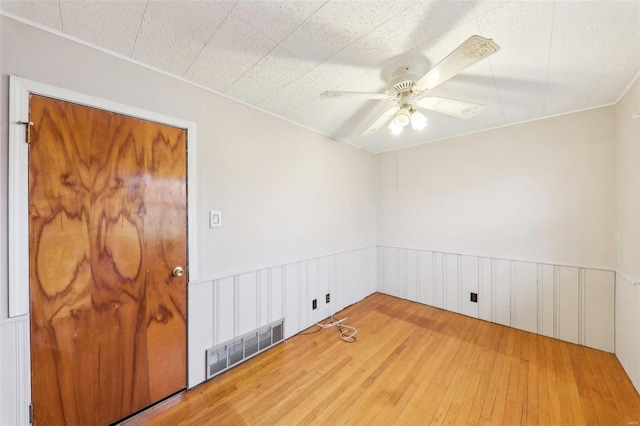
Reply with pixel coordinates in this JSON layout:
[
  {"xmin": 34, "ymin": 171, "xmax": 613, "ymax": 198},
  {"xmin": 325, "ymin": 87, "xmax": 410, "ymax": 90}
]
[{"xmin": 124, "ymin": 293, "xmax": 640, "ymax": 425}]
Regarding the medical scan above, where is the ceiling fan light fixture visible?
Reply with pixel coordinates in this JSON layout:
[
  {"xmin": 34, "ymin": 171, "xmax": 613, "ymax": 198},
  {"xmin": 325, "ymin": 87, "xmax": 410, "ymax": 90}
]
[
  {"xmin": 393, "ymin": 108, "xmax": 411, "ymax": 127},
  {"xmin": 410, "ymin": 110, "xmax": 428, "ymax": 130},
  {"xmin": 388, "ymin": 120, "xmax": 404, "ymax": 135}
]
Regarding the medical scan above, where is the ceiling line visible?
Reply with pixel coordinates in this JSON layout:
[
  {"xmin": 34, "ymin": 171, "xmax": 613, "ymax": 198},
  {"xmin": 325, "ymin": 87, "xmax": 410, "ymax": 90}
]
[
  {"xmin": 483, "ymin": 58, "xmax": 507, "ymax": 126},
  {"xmin": 222, "ymin": 0, "xmax": 330, "ymax": 95},
  {"xmin": 57, "ymin": 0, "xmax": 63, "ymax": 32},
  {"xmin": 584, "ymin": 0, "xmax": 640, "ymax": 108},
  {"xmin": 405, "ymin": 1, "xmax": 475, "ymax": 50},
  {"xmin": 541, "ymin": 0, "xmax": 557, "ymax": 117},
  {"xmin": 473, "ymin": 15, "xmax": 507, "ymax": 126},
  {"xmin": 271, "ymin": 0, "xmax": 329, "ymax": 45},
  {"xmin": 221, "ymin": 44, "xmax": 278, "ymax": 96},
  {"xmin": 472, "ymin": 0, "xmax": 510, "ymax": 19},
  {"xmin": 181, "ymin": 2, "xmax": 238, "ymax": 79},
  {"xmin": 130, "ymin": 0, "xmax": 149, "ymax": 58}
]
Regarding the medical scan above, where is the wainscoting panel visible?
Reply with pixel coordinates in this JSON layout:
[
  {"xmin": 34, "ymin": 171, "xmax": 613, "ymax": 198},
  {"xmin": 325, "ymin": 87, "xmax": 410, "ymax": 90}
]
[
  {"xmin": 443, "ymin": 254, "xmax": 459, "ymax": 313},
  {"xmin": 616, "ymin": 272, "xmax": 640, "ymax": 394},
  {"xmin": 0, "ymin": 316, "xmax": 31, "ymax": 426},
  {"xmin": 377, "ymin": 246, "xmax": 615, "ymax": 354},
  {"xmin": 284, "ymin": 263, "xmax": 300, "ymax": 338},
  {"xmin": 376, "ymin": 247, "xmax": 385, "ymax": 296},
  {"xmin": 334, "ymin": 254, "xmax": 345, "ymax": 313},
  {"xmin": 434, "ymin": 252, "xmax": 444, "ymax": 309},
  {"xmin": 188, "ymin": 283, "xmax": 214, "ymax": 387},
  {"xmin": 557, "ymin": 266, "xmax": 579, "ymax": 345},
  {"xmin": 340, "ymin": 253, "xmax": 352, "ymax": 309},
  {"xmin": 405, "ymin": 250, "xmax": 418, "ymax": 303},
  {"xmin": 363, "ymin": 247, "xmax": 377, "ymax": 303},
  {"xmin": 383, "ymin": 247, "xmax": 398, "ymax": 298},
  {"xmin": 238, "ymin": 272, "xmax": 258, "ymax": 337},
  {"xmin": 218, "ymin": 277, "xmax": 235, "ymax": 344},
  {"xmin": 345, "ymin": 251, "xmax": 358, "ymax": 308},
  {"xmin": 459, "ymin": 256, "xmax": 479, "ymax": 319},
  {"xmin": 478, "ymin": 258, "xmax": 492, "ymax": 322},
  {"xmin": 256, "ymin": 270, "xmax": 268, "ymax": 326},
  {"xmin": 318, "ymin": 257, "xmax": 330, "ymax": 312},
  {"xmin": 417, "ymin": 251, "xmax": 434, "ymax": 306},
  {"xmin": 584, "ymin": 269, "xmax": 615, "ymax": 352},
  {"xmin": 397, "ymin": 249, "xmax": 407, "ymax": 300},
  {"xmin": 492, "ymin": 259, "xmax": 512, "ymax": 327},
  {"xmin": 270, "ymin": 267, "xmax": 284, "ymax": 324},
  {"xmin": 539, "ymin": 264, "xmax": 555, "ymax": 338},
  {"xmin": 305, "ymin": 260, "xmax": 317, "ymax": 328},
  {"xmin": 188, "ymin": 246, "xmax": 377, "ymax": 388},
  {"xmin": 512, "ymin": 261, "xmax": 538, "ymax": 334}
]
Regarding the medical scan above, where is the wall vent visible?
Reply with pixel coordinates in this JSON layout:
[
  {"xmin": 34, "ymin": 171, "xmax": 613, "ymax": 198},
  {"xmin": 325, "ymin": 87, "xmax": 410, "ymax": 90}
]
[{"xmin": 206, "ymin": 319, "xmax": 285, "ymax": 380}]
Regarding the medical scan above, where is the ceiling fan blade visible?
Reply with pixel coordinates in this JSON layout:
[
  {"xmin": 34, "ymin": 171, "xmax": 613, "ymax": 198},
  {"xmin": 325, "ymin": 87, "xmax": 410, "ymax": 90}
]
[
  {"xmin": 413, "ymin": 35, "xmax": 500, "ymax": 92},
  {"xmin": 416, "ymin": 96, "xmax": 486, "ymax": 119},
  {"xmin": 363, "ymin": 107, "xmax": 398, "ymax": 136},
  {"xmin": 321, "ymin": 91, "xmax": 392, "ymax": 100}
]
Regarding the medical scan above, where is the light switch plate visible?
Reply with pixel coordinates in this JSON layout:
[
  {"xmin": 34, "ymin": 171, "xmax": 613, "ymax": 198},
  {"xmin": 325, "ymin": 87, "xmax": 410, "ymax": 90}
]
[{"xmin": 209, "ymin": 211, "xmax": 222, "ymax": 228}]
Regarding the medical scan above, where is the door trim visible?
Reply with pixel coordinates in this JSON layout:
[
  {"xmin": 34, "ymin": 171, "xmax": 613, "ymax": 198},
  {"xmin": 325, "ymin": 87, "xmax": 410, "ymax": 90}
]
[{"xmin": 8, "ymin": 75, "xmax": 198, "ymax": 316}]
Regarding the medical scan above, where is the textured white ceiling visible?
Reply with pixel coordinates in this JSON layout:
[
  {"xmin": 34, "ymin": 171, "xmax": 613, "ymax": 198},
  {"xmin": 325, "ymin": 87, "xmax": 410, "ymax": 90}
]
[{"xmin": 2, "ymin": 0, "xmax": 639, "ymax": 153}]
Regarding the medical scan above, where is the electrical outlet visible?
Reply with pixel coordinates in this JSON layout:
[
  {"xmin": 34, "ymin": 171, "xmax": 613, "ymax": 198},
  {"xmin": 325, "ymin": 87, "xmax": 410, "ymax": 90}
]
[
  {"xmin": 326, "ymin": 293, "xmax": 330, "ymax": 303},
  {"xmin": 470, "ymin": 292, "xmax": 478, "ymax": 303},
  {"xmin": 312, "ymin": 299, "xmax": 317, "ymax": 310}
]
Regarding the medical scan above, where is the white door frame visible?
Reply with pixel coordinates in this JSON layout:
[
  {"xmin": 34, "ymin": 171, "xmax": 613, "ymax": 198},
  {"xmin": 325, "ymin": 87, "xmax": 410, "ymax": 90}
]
[
  {"xmin": 9, "ymin": 75, "xmax": 198, "ymax": 316},
  {"xmin": 6, "ymin": 75, "xmax": 198, "ymax": 421}
]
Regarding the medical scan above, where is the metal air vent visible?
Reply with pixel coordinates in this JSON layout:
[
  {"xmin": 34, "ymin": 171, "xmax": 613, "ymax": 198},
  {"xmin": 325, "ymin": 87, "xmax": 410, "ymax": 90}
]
[{"xmin": 206, "ymin": 318, "xmax": 285, "ymax": 380}]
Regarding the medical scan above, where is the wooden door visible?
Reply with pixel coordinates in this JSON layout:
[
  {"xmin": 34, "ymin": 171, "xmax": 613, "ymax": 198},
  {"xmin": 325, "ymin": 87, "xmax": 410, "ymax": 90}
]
[{"xmin": 28, "ymin": 95, "xmax": 188, "ymax": 425}]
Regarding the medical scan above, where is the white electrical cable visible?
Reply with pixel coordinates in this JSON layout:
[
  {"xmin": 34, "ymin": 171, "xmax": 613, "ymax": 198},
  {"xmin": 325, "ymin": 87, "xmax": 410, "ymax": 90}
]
[{"xmin": 312, "ymin": 306, "xmax": 357, "ymax": 343}]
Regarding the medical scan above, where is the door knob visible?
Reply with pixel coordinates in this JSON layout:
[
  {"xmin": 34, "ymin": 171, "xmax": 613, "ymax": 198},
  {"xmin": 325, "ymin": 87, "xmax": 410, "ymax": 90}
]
[{"xmin": 172, "ymin": 266, "xmax": 184, "ymax": 277}]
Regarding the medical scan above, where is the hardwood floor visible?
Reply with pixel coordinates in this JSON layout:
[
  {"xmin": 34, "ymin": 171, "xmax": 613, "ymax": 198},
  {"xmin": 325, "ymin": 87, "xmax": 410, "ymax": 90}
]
[{"xmin": 123, "ymin": 293, "xmax": 640, "ymax": 425}]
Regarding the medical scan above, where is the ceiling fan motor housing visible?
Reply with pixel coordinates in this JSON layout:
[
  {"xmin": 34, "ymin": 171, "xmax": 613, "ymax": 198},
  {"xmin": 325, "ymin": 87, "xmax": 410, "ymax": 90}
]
[
  {"xmin": 386, "ymin": 65, "xmax": 423, "ymax": 96},
  {"xmin": 389, "ymin": 80, "xmax": 415, "ymax": 95}
]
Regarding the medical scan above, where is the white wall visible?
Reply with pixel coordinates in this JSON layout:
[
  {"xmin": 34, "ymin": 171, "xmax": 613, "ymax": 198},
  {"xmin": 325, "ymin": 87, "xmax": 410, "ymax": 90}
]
[
  {"xmin": 376, "ymin": 104, "xmax": 619, "ymax": 358},
  {"xmin": 615, "ymin": 76, "xmax": 640, "ymax": 393},
  {"xmin": 377, "ymin": 107, "xmax": 617, "ymax": 270},
  {"xmin": 0, "ymin": 16, "xmax": 377, "ymax": 424},
  {"xmin": 617, "ymin": 78, "xmax": 640, "ymax": 281}
]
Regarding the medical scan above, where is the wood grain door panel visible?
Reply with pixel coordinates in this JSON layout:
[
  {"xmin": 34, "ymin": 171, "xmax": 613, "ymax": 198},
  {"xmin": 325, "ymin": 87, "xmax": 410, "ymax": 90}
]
[{"xmin": 29, "ymin": 95, "xmax": 187, "ymax": 425}]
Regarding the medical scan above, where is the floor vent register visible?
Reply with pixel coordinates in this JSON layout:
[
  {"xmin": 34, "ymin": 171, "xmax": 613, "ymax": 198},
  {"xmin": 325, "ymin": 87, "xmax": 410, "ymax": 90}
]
[{"xmin": 206, "ymin": 319, "xmax": 285, "ymax": 380}]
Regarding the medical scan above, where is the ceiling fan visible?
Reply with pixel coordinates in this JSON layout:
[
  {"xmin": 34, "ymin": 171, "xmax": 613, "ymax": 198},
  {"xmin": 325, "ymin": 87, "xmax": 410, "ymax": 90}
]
[{"xmin": 321, "ymin": 35, "xmax": 500, "ymax": 136}]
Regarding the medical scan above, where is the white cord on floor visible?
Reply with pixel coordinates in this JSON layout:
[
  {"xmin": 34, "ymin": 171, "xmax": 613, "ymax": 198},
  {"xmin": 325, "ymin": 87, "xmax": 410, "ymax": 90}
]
[{"xmin": 313, "ymin": 306, "xmax": 357, "ymax": 343}]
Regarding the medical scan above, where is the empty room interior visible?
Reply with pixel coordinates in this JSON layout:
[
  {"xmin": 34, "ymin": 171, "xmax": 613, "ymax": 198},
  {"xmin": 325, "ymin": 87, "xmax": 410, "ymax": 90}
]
[{"xmin": 1, "ymin": 0, "xmax": 640, "ymax": 424}]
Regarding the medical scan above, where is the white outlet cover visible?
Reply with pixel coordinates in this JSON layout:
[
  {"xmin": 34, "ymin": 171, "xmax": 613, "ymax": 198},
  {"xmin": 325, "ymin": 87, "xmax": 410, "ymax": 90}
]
[{"xmin": 209, "ymin": 210, "xmax": 222, "ymax": 228}]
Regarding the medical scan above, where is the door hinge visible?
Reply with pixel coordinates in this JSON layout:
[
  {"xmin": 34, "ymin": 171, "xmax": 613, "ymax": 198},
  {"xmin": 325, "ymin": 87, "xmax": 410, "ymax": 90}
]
[
  {"xmin": 29, "ymin": 403, "xmax": 34, "ymax": 424},
  {"xmin": 17, "ymin": 121, "xmax": 34, "ymax": 144}
]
